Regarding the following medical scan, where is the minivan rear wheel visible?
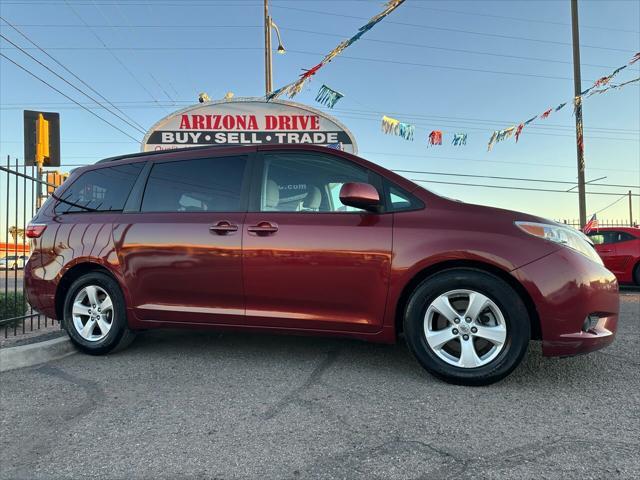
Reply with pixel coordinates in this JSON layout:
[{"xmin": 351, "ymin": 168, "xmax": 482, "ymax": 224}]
[
  {"xmin": 63, "ymin": 272, "xmax": 135, "ymax": 355},
  {"xmin": 403, "ymin": 269, "xmax": 530, "ymax": 386}
]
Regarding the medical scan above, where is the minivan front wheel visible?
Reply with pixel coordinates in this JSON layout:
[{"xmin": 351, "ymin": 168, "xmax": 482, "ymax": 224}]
[
  {"xmin": 404, "ymin": 269, "xmax": 530, "ymax": 386},
  {"xmin": 63, "ymin": 272, "xmax": 135, "ymax": 355}
]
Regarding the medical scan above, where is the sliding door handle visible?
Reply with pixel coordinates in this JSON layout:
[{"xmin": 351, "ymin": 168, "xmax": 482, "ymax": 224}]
[
  {"xmin": 247, "ymin": 221, "xmax": 278, "ymax": 235},
  {"xmin": 210, "ymin": 221, "xmax": 238, "ymax": 234}
]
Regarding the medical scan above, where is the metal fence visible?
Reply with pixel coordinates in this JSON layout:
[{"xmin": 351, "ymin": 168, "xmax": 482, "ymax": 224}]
[
  {"xmin": 0, "ymin": 156, "xmax": 59, "ymax": 340},
  {"xmin": 557, "ymin": 219, "xmax": 638, "ymax": 228}
]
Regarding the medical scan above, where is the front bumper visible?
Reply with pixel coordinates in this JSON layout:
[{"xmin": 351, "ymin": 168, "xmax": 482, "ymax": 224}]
[{"xmin": 513, "ymin": 248, "xmax": 618, "ymax": 357}]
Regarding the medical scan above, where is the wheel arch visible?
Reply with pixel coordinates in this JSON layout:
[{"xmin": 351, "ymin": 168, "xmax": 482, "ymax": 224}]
[
  {"xmin": 394, "ymin": 259, "xmax": 541, "ymax": 340},
  {"xmin": 633, "ymin": 259, "xmax": 640, "ymax": 285},
  {"xmin": 55, "ymin": 262, "xmax": 121, "ymax": 320}
]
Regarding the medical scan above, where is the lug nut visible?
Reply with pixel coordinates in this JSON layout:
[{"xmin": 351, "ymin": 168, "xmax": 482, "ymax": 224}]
[
  {"xmin": 471, "ymin": 327, "xmax": 478, "ymax": 333},
  {"xmin": 463, "ymin": 334, "xmax": 469, "ymax": 341},
  {"xmin": 465, "ymin": 317, "xmax": 472, "ymax": 323},
  {"xmin": 454, "ymin": 318, "xmax": 460, "ymax": 324},
  {"xmin": 452, "ymin": 328, "xmax": 459, "ymax": 335}
]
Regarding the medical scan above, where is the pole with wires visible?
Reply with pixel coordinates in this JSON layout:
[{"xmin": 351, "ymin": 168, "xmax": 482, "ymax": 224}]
[
  {"xmin": 629, "ymin": 191, "xmax": 634, "ymax": 227},
  {"xmin": 264, "ymin": 0, "xmax": 273, "ymax": 95},
  {"xmin": 571, "ymin": 0, "xmax": 587, "ymax": 229}
]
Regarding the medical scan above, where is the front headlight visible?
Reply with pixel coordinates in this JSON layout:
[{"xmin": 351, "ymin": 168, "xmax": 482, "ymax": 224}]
[{"xmin": 515, "ymin": 221, "xmax": 603, "ymax": 265}]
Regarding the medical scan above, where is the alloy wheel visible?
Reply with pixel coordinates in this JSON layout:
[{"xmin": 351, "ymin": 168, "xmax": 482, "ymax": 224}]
[
  {"xmin": 423, "ymin": 289, "xmax": 507, "ymax": 368},
  {"xmin": 71, "ymin": 285, "xmax": 114, "ymax": 342}
]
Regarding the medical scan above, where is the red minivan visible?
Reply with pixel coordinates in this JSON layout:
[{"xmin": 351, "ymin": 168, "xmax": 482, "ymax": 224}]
[{"xmin": 24, "ymin": 145, "xmax": 618, "ymax": 385}]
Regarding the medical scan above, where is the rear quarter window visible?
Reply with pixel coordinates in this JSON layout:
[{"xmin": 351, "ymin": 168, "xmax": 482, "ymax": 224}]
[{"xmin": 55, "ymin": 163, "xmax": 144, "ymax": 213}]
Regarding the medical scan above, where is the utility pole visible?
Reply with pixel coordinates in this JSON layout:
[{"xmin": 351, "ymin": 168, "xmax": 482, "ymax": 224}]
[
  {"xmin": 264, "ymin": 0, "xmax": 273, "ymax": 95},
  {"xmin": 629, "ymin": 190, "xmax": 634, "ymax": 227},
  {"xmin": 571, "ymin": 0, "xmax": 587, "ymax": 228}
]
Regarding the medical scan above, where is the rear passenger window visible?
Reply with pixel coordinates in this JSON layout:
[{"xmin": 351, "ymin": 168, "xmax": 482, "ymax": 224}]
[
  {"xmin": 55, "ymin": 163, "xmax": 143, "ymax": 213},
  {"xmin": 141, "ymin": 156, "xmax": 246, "ymax": 212}
]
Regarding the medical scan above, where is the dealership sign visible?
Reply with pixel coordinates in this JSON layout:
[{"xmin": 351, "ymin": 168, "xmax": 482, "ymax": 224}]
[{"xmin": 142, "ymin": 97, "xmax": 357, "ymax": 154}]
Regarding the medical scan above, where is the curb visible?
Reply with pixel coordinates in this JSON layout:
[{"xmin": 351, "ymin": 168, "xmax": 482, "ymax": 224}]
[{"xmin": 0, "ymin": 336, "xmax": 77, "ymax": 372}]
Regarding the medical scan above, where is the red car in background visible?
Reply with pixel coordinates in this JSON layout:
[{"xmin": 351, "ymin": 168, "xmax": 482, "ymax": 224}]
[{"xmin": 587, "ymin": 227, "xmax": 640, "ymax": 285}]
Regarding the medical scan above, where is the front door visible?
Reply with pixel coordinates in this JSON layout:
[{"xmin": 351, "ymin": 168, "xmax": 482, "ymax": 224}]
[
  {"xmin": 242, "ymin": 151, "xmax": 393, "ymax": 333},
  {"xmin": 591, "ymin": 231, "xmax": 620, "ymax": 274},
  {"xmin": 114, "ymin": 154, "xmax": 249, "ymax": 325}
]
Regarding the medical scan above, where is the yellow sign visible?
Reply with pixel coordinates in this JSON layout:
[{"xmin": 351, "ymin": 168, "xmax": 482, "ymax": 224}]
[{"xmin": 36, "ymin": 113, "xmax": 50, "ymax": 165}]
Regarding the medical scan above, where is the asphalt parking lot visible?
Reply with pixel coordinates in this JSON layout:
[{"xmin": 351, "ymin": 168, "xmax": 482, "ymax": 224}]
[{"xmin": 1, "ymin": 291, "xmax": 638, "ymax": 480}]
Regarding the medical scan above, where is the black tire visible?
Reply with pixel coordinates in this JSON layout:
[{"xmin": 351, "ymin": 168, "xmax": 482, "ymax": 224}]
[
  {"xmin": 634, "ymin": 263, "xmax": 640, "ymax": 286},
  {"xmin": 62, "ymin": 271, "xmax": 135, "ymax": 355},
  {"xmin": 403, "ymin": 268, "xmax": 530, "ymax": 386}
]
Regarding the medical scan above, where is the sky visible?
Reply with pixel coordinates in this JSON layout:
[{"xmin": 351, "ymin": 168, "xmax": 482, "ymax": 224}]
[{"xmin": 0, "ymin": 0, "xmax": 639, "ymax": 230}]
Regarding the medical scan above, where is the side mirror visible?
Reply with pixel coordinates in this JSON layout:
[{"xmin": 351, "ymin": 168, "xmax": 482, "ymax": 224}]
[{"xmin": 339, "ymin": 182, "xmax": 381, "ymax": 212}]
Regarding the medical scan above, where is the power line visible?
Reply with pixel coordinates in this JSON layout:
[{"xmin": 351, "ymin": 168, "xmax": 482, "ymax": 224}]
[
  {"xmin": 404, "ymin": 4, "xmax": 640, "ymax": 35},
  {"xmin": 361, "ymin": 151, "xmax": 639, "ymax": 174},
  {"xmin": 63, "ymin": 0, "xmax": 168, "ymax": 111},
  {"xmin": 6, "ymin": 1, "xmax": 637, "ymax": 36},
  {"xmin": 271, "ymin": 4, "xmax": 634, "ymax": 54},
  {"xmin": 2, "ymin": 31, "xmax": 636, "ymax": 72},
  {"xmin": 6, "ymin": 23, "xmax": 261, "ymax": 28},
  {"xmin": 0, "ymin": 32, "xmax": 147, "ymax": 135},
  {"xmin": 0, "ymin": 15, "xmax": 147, "ymax": 132},
  {"xmin": 0, "ymin": 52, "xmax": 141, "ymax": 142},
  {"xmin": 281, "ymin": 27, "xmax": 639, "ymax": 72},
  {"xmin": 4, "ymin": 14, "xmax": 632, "ymax": 56},
  {"xmin": 410, "ymin": 178, "xmax": 640, "ymax": 197},
  {"xmin": 93, "ymin": 0, "xmax": 176, "ymax": 105},
  {"xmin": 592, "ymin": 194, "xmax": 630, "ymax": 215},
  {"xmin": 393, "ymin": 169, "xmax": 640, "ymax": 190}
]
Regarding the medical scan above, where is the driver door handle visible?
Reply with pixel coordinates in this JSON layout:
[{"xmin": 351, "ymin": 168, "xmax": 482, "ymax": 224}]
[
  {"xmin": 209, "ymin": 221, "xmax": 238, "ymax": 234},
  {"xmin": 247, "ymin": 221, "xmax": 278, "ymax": 235}
]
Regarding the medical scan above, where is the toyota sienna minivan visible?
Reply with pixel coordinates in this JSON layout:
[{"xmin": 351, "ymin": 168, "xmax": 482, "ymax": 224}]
[{"xmin": 24, "ymin": 145, "xmax": 618, "ymax": 385}]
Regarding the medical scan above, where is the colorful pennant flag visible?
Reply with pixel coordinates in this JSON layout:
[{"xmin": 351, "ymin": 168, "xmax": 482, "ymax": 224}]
[
  {"xmin": 452, "ymin": 133, "xmax": 467, "ymax": 146},
  {"xmin": 381, "ymin": 115, "xmax": 400, "ymax": 135},
  {"xmin": 315, "ymin": 84, "xmax": 344, "ymax": 108},
  {"xmin": 428, "ymin": 130, "xmax": 443, "ymax": 146},
  {"xmin": 515, "ymin": 123, "xmax": 524, "ymax": 142},
  {"xmin": 539, "ymin": 108, "xmax": 553, "ymax": 119},
  {"xmin": 267, "ymin": 0, "xmax": 406, "ymax": 100},
  {"xmin": 398, "ymin": 122, "xmax": 415, "ymax": 141},
  {"xmin": 381, "ymin": 115, "xmax": 414, "ymax": 141}
]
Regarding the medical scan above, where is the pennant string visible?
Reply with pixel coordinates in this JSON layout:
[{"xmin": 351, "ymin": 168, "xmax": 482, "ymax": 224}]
[
  {"xmin": 267, "ymin": 0, "xmax": 406, "ymax": 100},
  {"xmin": 487, "ymin": 52, "xmax": 639, "ymax": 151}
]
